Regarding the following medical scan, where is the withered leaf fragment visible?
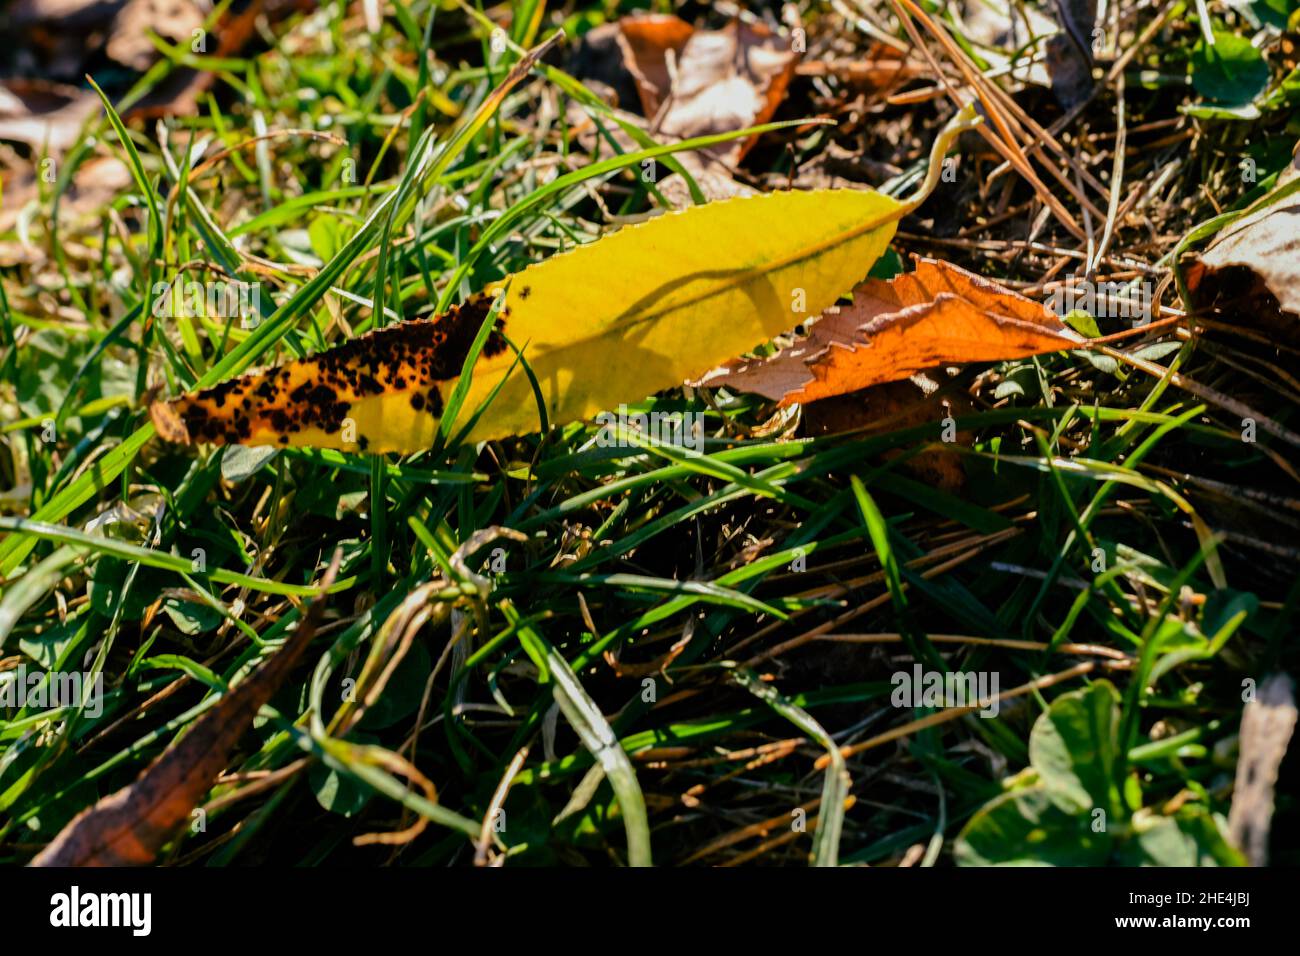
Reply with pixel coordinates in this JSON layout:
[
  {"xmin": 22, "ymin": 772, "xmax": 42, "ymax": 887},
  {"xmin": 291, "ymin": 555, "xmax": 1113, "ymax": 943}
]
[{"xmin": 30, "ymin": 562, "xmax": 337, "ymax": 866}]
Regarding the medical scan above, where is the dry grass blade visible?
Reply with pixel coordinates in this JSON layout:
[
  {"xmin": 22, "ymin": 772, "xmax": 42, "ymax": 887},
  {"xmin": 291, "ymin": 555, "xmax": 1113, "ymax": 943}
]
[
  {"xmin": 813, "ymin": 661, "xmax": 1100, "ymax": 769},
  {"xmin": 879, "ymin": 0, "xmax": 1095, "ymax": 238}
]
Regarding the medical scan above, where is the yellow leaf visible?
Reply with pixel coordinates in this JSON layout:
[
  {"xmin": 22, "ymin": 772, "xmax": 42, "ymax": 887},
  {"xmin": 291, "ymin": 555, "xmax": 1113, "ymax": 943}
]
[{"xmin": 152, "ymin": 108, "xmax": 979, "ymax": 454}]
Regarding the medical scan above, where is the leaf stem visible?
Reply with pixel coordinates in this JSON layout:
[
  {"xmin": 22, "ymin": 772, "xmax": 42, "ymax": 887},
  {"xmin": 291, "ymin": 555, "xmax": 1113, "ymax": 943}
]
[{"xmin": 897, "ymin": 103, "xmax": 982, "ymax": 216}]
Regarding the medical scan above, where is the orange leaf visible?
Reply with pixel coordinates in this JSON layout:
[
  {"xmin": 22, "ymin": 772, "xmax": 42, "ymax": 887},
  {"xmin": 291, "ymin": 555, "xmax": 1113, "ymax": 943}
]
[{"xmin": 700, "ymin": 257, "xmax": 1081, "ymax": 405}]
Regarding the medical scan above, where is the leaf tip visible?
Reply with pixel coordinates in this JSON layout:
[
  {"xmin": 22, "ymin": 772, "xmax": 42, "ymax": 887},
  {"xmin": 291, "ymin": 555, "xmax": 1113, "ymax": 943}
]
[{"xmin": 149, "ymin": 396, "xmax": 192, "ymax": 445}]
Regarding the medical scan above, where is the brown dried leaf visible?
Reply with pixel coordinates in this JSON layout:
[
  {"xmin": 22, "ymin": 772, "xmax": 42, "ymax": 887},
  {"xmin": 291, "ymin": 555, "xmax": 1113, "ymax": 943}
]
[
  {"xmin": 0, "ymin": 79, "xmax": 100, "ymax": 153},
  {"xmin": 29, "ymin": 563, "xmax": 337, "ymax": 866},
  {"xmin": 802, "ymin": 375, "xmax": 975, "ymax": 492},
  {"xmin": 652, "ymin": 20, "xmax": 799, "ymax": 166},
  {"xmin": 105, "ymin": 0, "xmax": 205, "ymax": 72},
  {"xmin": 616, "ymin": 13, "xmax": 696, "ymax": 116},
  {"xmin": 699, "ymin": 257, "xmax": 1080, "ymax": 405},
  {"xmin": 608, "ymin": 14, "xmax": 799, "ymax": 167},
  {"xmin": 566, "ymin": 15, "xmax": 800, "ymax": 206},
  {"xmin": 1186, "ymin": 145, "xmax": 1300, "ymax": 347}
]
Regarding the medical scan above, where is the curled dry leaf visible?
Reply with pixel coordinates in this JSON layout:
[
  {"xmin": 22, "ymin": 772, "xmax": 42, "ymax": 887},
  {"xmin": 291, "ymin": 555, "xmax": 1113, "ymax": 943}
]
[
  {"xmin": 1186, "ymin": 143, "xmax": 1300, "ymax": 347},
  {"xmin": 30, "ymin": 560, "xmax": 338, "ymax": 866},
  {"xmin": 566, "ymin": 14, "xmax": 800, "ymax": 206},
  {"xmin": 627, "ymin": 16, "xmax": 800, "ymax": 167},
  {"xmin": 616, "ymin": 13, "xmax": 697, "ymax": 116},
  {"xmin": 697, "ymin": 257, "xmax": 1082, "ymax": 405},
  {"xmin": 568, "ymin": 13, "xmax": 799, "ymax": 157}
]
